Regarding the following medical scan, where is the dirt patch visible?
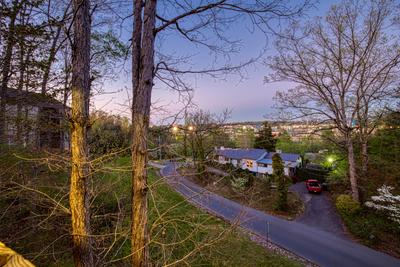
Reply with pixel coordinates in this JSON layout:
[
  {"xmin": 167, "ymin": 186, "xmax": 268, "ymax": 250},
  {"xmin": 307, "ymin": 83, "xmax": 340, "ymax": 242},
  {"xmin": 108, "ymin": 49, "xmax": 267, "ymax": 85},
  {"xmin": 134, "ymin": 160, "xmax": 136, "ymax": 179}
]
[{"xmin": 179, "ymin": 167, "xmax": 304, "ymax": 220}]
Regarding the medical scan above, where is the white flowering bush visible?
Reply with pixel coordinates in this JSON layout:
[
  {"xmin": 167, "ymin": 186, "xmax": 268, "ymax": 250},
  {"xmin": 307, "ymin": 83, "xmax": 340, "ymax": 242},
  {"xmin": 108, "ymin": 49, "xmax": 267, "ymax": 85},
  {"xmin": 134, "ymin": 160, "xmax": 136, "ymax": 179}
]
[{"xmin": 365, "ymin": 185, "xmax": 400, "ymax": 226}]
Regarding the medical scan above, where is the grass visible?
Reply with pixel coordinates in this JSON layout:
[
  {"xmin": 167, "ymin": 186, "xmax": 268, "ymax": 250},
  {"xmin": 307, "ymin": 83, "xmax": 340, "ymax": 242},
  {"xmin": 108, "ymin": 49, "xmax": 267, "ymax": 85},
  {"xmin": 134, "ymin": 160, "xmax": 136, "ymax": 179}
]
[
  {"xmin": 179, "ymin": 166, "xmax": 303, "ymax": 220},
  {"xmin": 0, "ymin": 150, "xmax": 302, "ymax": 266}
]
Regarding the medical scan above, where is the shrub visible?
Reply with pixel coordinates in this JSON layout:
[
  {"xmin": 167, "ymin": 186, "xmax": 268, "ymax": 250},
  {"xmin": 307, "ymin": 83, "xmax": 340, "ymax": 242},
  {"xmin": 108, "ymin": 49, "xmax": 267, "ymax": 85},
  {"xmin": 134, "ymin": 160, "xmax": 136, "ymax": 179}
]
[
  {"xmin": 336, "ymin": 194, "xmax": 360, "ymax": 216},
  {"xmin": 274, "ymin": 174, "xmax": 289, "ymax": 211},
  {"xmin": 230, "ymin": 175, "xmax": 249, "ymax": 192}
]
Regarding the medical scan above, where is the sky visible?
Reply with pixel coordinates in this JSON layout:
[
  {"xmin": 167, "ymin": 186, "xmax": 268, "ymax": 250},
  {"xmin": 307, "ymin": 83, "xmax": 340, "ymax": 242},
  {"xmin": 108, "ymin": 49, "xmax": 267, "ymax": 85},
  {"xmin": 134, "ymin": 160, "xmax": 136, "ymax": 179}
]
[{"xmin": 93, "ymin": 0, "xmax": 338, "ymax": 124}]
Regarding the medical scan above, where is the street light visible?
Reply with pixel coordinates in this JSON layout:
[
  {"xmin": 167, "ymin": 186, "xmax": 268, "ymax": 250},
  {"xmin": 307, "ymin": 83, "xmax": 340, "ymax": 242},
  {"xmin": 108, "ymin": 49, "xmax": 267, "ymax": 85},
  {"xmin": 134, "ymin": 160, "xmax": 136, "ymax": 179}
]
[
  {"xmin": 327, "ymin": 156, "xmax": 334, "ymax": 163},
  {"xmin": 172, "ymin": 126, "xmax": 178, "ymax": 133},
  {"xmin": 188, "ymin": 125, "xmax": 194, "ymax": 131}
]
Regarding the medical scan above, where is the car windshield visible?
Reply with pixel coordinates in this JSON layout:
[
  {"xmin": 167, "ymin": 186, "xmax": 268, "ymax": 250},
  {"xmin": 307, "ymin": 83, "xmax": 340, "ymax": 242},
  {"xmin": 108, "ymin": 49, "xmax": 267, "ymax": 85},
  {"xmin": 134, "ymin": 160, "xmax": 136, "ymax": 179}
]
[{"xmin": 309, "ymin": 182, "xmax": 320, "ymax": 187}]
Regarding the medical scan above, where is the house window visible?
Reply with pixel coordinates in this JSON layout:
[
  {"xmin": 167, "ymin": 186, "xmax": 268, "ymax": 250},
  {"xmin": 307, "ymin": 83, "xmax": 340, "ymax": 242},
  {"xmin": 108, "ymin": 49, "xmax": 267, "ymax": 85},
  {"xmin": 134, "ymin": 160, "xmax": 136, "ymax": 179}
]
[
  {"xmin": 258, "ymin": 163, "xmax": 268, "ymax": 168},
  {"xmin": 246, "ymin": 160, "xmax": 253, "ymax": 168}
]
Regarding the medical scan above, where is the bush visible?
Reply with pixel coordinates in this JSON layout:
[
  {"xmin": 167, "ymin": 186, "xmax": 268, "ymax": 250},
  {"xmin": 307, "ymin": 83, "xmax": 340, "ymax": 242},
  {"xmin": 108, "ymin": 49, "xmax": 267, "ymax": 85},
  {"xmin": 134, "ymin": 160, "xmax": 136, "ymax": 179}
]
[
  {"xmin": 230, "ymin": 175, "xmax": 248, "ymax": 192},
  {"xmin": 296, "ymin": 165, "xmax": 329, "ymax": 182},
  {"xmin": 336, "ymin": 194, "xmax": 360, "ymax": 216}
]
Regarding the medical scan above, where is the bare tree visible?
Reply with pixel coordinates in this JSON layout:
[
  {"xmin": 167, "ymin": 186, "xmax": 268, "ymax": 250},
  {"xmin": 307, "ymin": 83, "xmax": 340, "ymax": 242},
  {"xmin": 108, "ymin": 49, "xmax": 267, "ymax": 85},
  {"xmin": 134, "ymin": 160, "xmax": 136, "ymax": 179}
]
[
  {"xmin": 69, "ymin": 0, "xmax": 94, "ymax": 265},
  {"xmin": 0, "ymin": 0, "xmax": 22, "ymax": 144},
  {"xmin": 187, "ymin": 109, "xmax": 230, "ymax": 177},
  {"xmin": 268, "ymin": 0, "xmax": 400, "ymax": 202},
  {"xmin": 130, "ymin": 0, "xmax": 312, "ymax": 265}
]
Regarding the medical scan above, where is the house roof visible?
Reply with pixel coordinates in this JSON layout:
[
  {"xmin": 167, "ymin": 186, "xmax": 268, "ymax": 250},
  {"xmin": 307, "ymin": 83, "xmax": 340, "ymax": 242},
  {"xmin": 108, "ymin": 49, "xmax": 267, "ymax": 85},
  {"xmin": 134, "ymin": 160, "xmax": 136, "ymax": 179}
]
[
  {"xmin": 216, "ymin": 147, "xmax": 300, "ymax": 163},
  {"xmin": 257, "ymin": 158, "xmax": 273, "ymax": 164},
  {"xmin": 4, "ymin": 87, "xmax": 65, "ymax": 110},
  {"xmin": 258, "ymin": 152, "xmax": 300, "ymax": 163},
  {"xmin": 216, "ymin": 148, "xmax": 266, "ymax": 160}
]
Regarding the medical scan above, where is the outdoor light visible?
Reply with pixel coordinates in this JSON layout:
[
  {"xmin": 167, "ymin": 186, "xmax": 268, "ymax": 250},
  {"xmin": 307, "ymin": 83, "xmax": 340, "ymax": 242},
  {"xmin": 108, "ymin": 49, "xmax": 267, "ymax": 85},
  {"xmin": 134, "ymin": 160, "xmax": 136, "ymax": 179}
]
[
  {"xmin": 327, "ymin": 156, "xmax": 334, "ymax": 163},
  {"xmin": 242, "ymin": 126, "xmax": 247, "ymax": 130},
  {"xmin": 172, "ymin": 126, "xmax": 178, "ymax": 132},
  {"xmin": 188, "ymin": 125, "xmax": 194, "ymax": 131}
]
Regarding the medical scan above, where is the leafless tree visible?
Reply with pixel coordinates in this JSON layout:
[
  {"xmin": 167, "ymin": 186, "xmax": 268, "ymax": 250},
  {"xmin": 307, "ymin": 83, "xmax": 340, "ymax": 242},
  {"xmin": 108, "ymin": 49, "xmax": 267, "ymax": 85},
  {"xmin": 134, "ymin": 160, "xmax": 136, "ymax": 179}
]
[
  {"xmin": 267, "ymin": 0, "xmax": 400, "ymax": 202},
  {"xmin": 130, "ymin": 0, "xmax": 313, "ymax": 265},
  {"xmin": 186, "ymin": 109, "xmax": 230, "ymax": 177}
]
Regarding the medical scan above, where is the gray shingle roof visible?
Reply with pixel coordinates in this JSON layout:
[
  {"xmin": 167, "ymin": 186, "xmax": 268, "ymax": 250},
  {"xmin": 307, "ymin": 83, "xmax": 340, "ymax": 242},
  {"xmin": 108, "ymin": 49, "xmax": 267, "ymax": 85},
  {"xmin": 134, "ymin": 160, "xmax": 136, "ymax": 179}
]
[{"xmin": 216, "ymin": 148, "xmax": 266, "ymax": 160}]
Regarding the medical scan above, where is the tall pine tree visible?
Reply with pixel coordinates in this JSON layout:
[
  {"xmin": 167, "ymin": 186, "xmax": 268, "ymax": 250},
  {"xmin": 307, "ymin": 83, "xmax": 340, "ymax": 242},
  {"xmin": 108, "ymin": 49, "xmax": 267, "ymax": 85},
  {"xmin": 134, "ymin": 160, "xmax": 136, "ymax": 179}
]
[{"xmin": 254, "ymin": 121, "xmax": 276, "ymax": 151}]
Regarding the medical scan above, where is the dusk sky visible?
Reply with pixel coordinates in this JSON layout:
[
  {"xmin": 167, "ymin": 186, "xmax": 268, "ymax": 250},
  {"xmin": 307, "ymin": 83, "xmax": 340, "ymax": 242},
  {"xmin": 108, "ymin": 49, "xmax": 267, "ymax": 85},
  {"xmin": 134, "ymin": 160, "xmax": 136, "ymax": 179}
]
[{"xmin": 93, "ymin": 0, "xmax": 338, "ymax": 123}]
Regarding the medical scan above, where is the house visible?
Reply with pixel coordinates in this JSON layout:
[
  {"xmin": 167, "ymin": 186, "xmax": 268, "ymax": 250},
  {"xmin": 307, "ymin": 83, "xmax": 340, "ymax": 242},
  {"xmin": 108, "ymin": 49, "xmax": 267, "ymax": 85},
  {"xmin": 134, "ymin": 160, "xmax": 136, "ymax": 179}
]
[
  {"xmin": 216, "ymin": 148, "xmax": 266, "ymax": 173},
  {"xmin": 214, "ymin": 147, "xmax": 301, "ymax": 177},
  {"xmin": 2, "ymin": 87, "xmax": 69, "ymax": 149},
  {"xmin": 256, "ymin": 151, "xmax": 302, "ymax": 177}
]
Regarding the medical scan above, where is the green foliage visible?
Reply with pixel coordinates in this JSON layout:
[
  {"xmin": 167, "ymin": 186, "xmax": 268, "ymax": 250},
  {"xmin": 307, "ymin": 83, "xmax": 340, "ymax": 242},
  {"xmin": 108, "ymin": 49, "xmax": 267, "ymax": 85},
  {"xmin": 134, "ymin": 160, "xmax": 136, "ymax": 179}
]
[
  {"xmin": 327, "ymin": 158, "xmax": 347, "ymax": 182},
  {"xmin": 272, "ymin": 154, "xmax": 288, "ymax": 211},
  {"xmin": 368, "ymin": 111, "xmax": 400, "ymax": 185},
  {"xmin": 339, "ymin": 206, "xmax": 400, "ymax": 253},
  {"xmin": 296, "ymin": 165, "xmax": 329, "ymax": 182},
  {"xmin": 235, "ymin": 127, "xmax": 255, "ymax": 148},
  {"xmin": 230, "ymin": 175, "xmax": 249, "ymax": 192},
  {"xmin": 0, "ymin": 151, "xmax": 302, "ymax": 266},
  {"xmin": 272, "ymin": 153, "xmax": 284, "ymax": 177},
  {"xmin": 88, "ymin": 111, "xmax": 130, "ymax": 155},
  {"xmin": 275, "ymin": 175, "xmax": 289, "ymax": 211},
  {"xmin": 336, "ymin": 194, "xmax": 361, "ymax": 216},
  {"xmin": 148, "ymin": 126, "xmax": 172, "ymax": 159},
  {"xmin": 91, "ymin": 30, "xmax": 129, "ymax": 80},
  {"xmin": 275, "ymin": 131, "xmax": 328, "ymax": 155},
  {"xmin": 254, "ymin": 121, "xmax": 276, "ymax": 151}
]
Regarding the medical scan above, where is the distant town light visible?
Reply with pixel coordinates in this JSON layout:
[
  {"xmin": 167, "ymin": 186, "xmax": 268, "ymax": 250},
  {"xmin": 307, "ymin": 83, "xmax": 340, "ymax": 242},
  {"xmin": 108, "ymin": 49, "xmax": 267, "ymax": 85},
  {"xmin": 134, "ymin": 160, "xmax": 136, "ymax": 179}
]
[
  {"xmin": 242, "ymin": 126, "xmax": 247, "ymax": 130},
  {"xmin": 172, "ymin": 126, "xmax": 178, "ymax": 132},
  {"xmin": 188, "ymin": 125, "xmax": 194, "ymax": 131}
]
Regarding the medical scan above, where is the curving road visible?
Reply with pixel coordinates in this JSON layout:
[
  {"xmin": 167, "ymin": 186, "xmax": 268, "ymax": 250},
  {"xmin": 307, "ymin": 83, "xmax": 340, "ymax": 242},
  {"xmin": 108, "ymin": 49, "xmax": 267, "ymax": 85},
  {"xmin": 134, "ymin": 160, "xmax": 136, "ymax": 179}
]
[{"xmin": 158, "ymin": 162, "xmax": 400, "ymax": 267}]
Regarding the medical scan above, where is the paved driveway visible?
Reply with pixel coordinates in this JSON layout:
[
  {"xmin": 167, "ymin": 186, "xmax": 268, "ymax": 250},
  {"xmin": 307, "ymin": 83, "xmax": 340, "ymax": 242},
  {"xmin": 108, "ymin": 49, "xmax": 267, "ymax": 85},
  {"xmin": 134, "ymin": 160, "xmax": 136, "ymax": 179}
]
[
  {"xmin": 159, "ymin": 162, "xmax": 400, "ymax": 267},
  {"xmin": 290, "ymin": 182, "xmax": 347, "ymax": 238}
]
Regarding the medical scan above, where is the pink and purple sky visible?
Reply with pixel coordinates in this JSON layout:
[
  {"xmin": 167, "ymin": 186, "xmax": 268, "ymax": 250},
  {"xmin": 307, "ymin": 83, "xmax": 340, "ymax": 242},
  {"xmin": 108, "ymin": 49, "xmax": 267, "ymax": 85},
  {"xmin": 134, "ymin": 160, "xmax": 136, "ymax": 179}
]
[{"xmin": 92, "ymin": 0, "xmax": 336, "ymax": 123}]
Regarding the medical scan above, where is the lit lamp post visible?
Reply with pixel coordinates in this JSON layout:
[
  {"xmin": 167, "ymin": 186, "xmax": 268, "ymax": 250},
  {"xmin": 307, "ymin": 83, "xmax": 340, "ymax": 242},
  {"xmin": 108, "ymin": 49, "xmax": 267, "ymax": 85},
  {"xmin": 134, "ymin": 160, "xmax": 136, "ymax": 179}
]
[
  {"xmin": 188, "ymin": 125, "xmax": 195, "ymax": 162},
  {"xmin": 326, "ymin": 156, "xmax": 335, "ymax": 168}
]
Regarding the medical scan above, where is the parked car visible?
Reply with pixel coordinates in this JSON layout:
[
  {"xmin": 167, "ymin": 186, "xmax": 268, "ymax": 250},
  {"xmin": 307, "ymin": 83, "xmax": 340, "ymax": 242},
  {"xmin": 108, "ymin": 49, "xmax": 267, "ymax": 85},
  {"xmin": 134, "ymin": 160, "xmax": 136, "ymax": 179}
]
[{"xmin": 305, "ymin": 179, "xmax": 322, "ymax": 194}]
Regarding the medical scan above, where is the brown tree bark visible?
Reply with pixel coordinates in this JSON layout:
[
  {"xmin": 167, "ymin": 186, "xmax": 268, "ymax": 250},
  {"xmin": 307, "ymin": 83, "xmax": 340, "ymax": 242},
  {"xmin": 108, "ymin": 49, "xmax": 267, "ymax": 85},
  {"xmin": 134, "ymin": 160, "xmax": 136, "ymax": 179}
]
[
  {"xmin": 0, "ymin": 4, "xmax": 18, "ymax": 144},
  {"xmin": 16, "ymin": 43, "xmax": 29, "ymax": 145},
  {"xmin": 69, "ymin": 0, "xmax": 93, "ymax": 265},
  {"xmin": 131, "ymin": 0, "xmax": 156, "ymax": 266},
  {"xmin": 346, "ymin": 136, "xmax": 359, "ymax": 202}
]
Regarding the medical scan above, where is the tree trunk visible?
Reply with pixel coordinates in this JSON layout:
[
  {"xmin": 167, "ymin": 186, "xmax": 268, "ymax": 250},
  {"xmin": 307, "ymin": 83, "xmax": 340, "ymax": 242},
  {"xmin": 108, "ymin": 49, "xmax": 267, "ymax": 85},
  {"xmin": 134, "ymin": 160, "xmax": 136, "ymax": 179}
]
[
  {"xmin": 69, "ymin": 0, "xmax": 93, "ymax": 265},
  {"xmin": 131, "ymin": 0, "xmax": 156, "ymax": 266},
  {"xmin": 360, "ymin": 140, "xmax": 368, "ymax": 175},
  {"xmin": 16, "ymin": 44, "xmax": 31, "ymax": 145},
  {"xmin": 0, "ymin": 10, "xmax": 17, "ymax": 144},
  {"xmin": 346, "ymin": 136, "xmax": 359, "ymax": 202}
]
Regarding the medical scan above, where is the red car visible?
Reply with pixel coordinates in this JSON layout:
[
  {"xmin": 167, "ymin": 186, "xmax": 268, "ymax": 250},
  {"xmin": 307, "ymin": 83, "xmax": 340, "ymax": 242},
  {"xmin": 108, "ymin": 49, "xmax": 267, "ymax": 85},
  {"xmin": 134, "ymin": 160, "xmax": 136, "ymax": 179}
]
[{"xmin": 306, "ymin": 179, "xmax": 322, "ymax": 194}]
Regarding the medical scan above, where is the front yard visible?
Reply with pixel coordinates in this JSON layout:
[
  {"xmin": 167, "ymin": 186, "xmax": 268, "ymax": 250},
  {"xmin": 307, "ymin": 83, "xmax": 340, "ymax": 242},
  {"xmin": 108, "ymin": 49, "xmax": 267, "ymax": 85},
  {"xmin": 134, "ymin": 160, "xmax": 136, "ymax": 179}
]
[
  {"xmin": 179, "ymin": 163, "xmax": 304, "ymax": 220},
  {"xmin": 0, "ymin": 149, "xmax": 303, "ymax": 266}
]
